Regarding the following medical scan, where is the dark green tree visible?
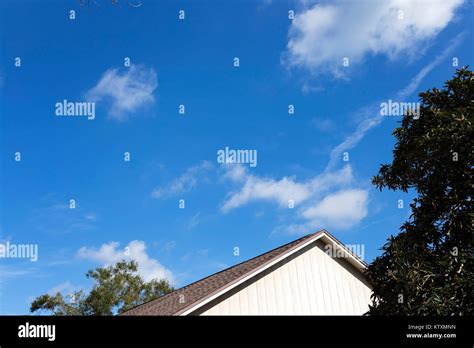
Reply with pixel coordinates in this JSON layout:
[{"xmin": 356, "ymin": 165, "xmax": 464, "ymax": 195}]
[
  {"xmin": 366, "ymin": 68, "xmax": 474, "ymax": 315},
  {"xmin": 30, "ymin": 260, "xmax": 173, "ymax": 315}
]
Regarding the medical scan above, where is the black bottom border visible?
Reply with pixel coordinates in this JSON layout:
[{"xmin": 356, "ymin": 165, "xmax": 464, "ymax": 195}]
[{"xmin": 0, "ymin": 315, "xmax": 472, "ymax": 346}]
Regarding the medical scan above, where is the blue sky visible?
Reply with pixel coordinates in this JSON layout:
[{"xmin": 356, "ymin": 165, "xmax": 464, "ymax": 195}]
[{"xmin": 0, "ymin": 0, "xmax": 472, "ymax": 314}]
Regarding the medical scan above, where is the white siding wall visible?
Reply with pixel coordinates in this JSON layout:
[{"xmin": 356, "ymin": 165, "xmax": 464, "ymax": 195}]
[{"xmin": 200, "ymin": 243, "xmax": 372, "ymax": 315}]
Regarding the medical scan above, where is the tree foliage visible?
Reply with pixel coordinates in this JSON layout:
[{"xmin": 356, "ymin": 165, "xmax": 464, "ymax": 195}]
[
  {"xmin": 367, "ymin": 68, "xmax": 474, "ymax": 315},
  {"xmin": 366, "ymin": 68, "xmax": 474, "ymax": 315},
  {"xmin": 30, "ymin": 260, "xmax": 173, "ymax": 315}
]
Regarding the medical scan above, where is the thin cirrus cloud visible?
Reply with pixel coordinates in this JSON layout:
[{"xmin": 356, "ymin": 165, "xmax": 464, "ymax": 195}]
[
  {"xmin": 77, "ymin": 240, "xmax": 175, "ymax": 284},
  {"xmin": 325, "ymin": 32, "xmax": 464, "ymax": 172},
  {"xmin": 86, "ymin": 64, "xmax": 158, "ymax": 121},
  {"xmin": 284, "ymin": 0, "xmax": 464, "ymax": 77},
  {"xmin": 31, "ymin": 202, "xmax": 97, "ymax": 235},
  {"xmin": 151, "ymin": 161, "xmax": 213, "ymax": 199}
]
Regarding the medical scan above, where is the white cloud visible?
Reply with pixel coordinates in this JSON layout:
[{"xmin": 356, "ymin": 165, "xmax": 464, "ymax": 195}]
[
  {"xmin": 285, "ymin": 0, "xmax": 464, "ymax": 76},
  {"xmin": 223, "ymin": 164, "xmax": 248, "ymax": 182},
  {"xmin": 152, "ymin": 161, "xmax": 213, "ymax": 198},
  {"xmin": 77, "ymin": 240, "xmax": 174, "ymax": 284},
  {"xmin": 221, "ymin": 164, "xmax": 354, "ymax": 210},
  {"xmin": 300, "ymin": 189, "xmax": 369, "ymax": 230},
  {"xmin": 222, "ymin": 167, "xmax": 312, "ymax": 213},
  {"xmin": 86, "ymin": 65, "xmax": 157, "ymax": 120},
  {"xmin": 221, "ymin": 164, "xmax": 369, "ymax": 233},
  {"xmin": 271, "ymin": 190, "xmax": 369, "ymax": 235},
  {"xmin": 307, "ymin": 164, "xmax": 353, "ymax": 192}
]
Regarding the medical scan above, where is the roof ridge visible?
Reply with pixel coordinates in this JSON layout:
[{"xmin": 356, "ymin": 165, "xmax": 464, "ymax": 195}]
[{"xmin": 121, "ymin": 230, "xmax": 324, "ymax": 315}]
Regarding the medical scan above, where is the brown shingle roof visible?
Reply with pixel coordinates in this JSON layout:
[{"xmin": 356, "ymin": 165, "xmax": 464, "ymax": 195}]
[{"xmin": 121, "ymin": 230, "xmax": 325, "ymax": 315}]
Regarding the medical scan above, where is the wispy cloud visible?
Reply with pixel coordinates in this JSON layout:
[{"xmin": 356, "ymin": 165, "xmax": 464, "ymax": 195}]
[
  {"xmin": 186, "ymin": 213, "xmax": 202, "ymax": 230},
  {"xmin": 152, "ymin": 161, "xmax": 213, "ymax": 199},
  {"xmin": 86, "ymin": 64, "xmax": 158, "ymax": 121},
  {"xmin": 396, "ymin": 32, "xmax": 466, "ymax": 99},
  {"xmin": 257, "ymin": 0, "xmax": 273, "ymax": 11},
  {"xmin": 310, "ymin": 117, "xmax": 335, "ymax": 132},
  {"xmin": 284, "ymin": 0, "xmax": 464, "ymax": 77},
  {"xmin": 0, "ymin": 265, "xmax": 36, "ymax": 279},
  {"xmin": 77, "ymin": 240, "xmax": 174, "ymax": 284},
  {"xmin": 161, "ymin": 240, "xmax": 176, "ymax": 253},
  {"xmin": 325, "ymin": 33, "xmax": 464, "ymax": 171},
  {"xmin": 31, "ymin": 201, "xmax": 97, "ymax": 235}
]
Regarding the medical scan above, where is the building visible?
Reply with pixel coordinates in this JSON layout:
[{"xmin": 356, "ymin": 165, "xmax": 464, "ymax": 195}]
[{"xmin": 121, "ymin": 229, "xmax": 372, "ymax": 315}]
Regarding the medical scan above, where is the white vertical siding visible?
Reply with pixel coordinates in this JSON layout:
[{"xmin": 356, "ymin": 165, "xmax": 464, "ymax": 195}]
[{"xmin": 200, "ymin": 242, "xmax": 372, "ymax": 315}]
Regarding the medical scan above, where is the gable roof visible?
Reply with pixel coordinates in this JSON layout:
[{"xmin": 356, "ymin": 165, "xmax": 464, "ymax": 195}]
[{"xmin": 120, "ymin": 229, "xmax": 367, "ymax": 316}]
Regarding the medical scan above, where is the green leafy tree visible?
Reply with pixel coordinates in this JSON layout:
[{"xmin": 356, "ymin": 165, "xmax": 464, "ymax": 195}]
[
  {"xmin": 31, "ymin": 260, "xmax": 173, "ymax": 315},
  {"xmin": 366, "ymin": 68, "xmax": 473, "ymax": 315}
]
